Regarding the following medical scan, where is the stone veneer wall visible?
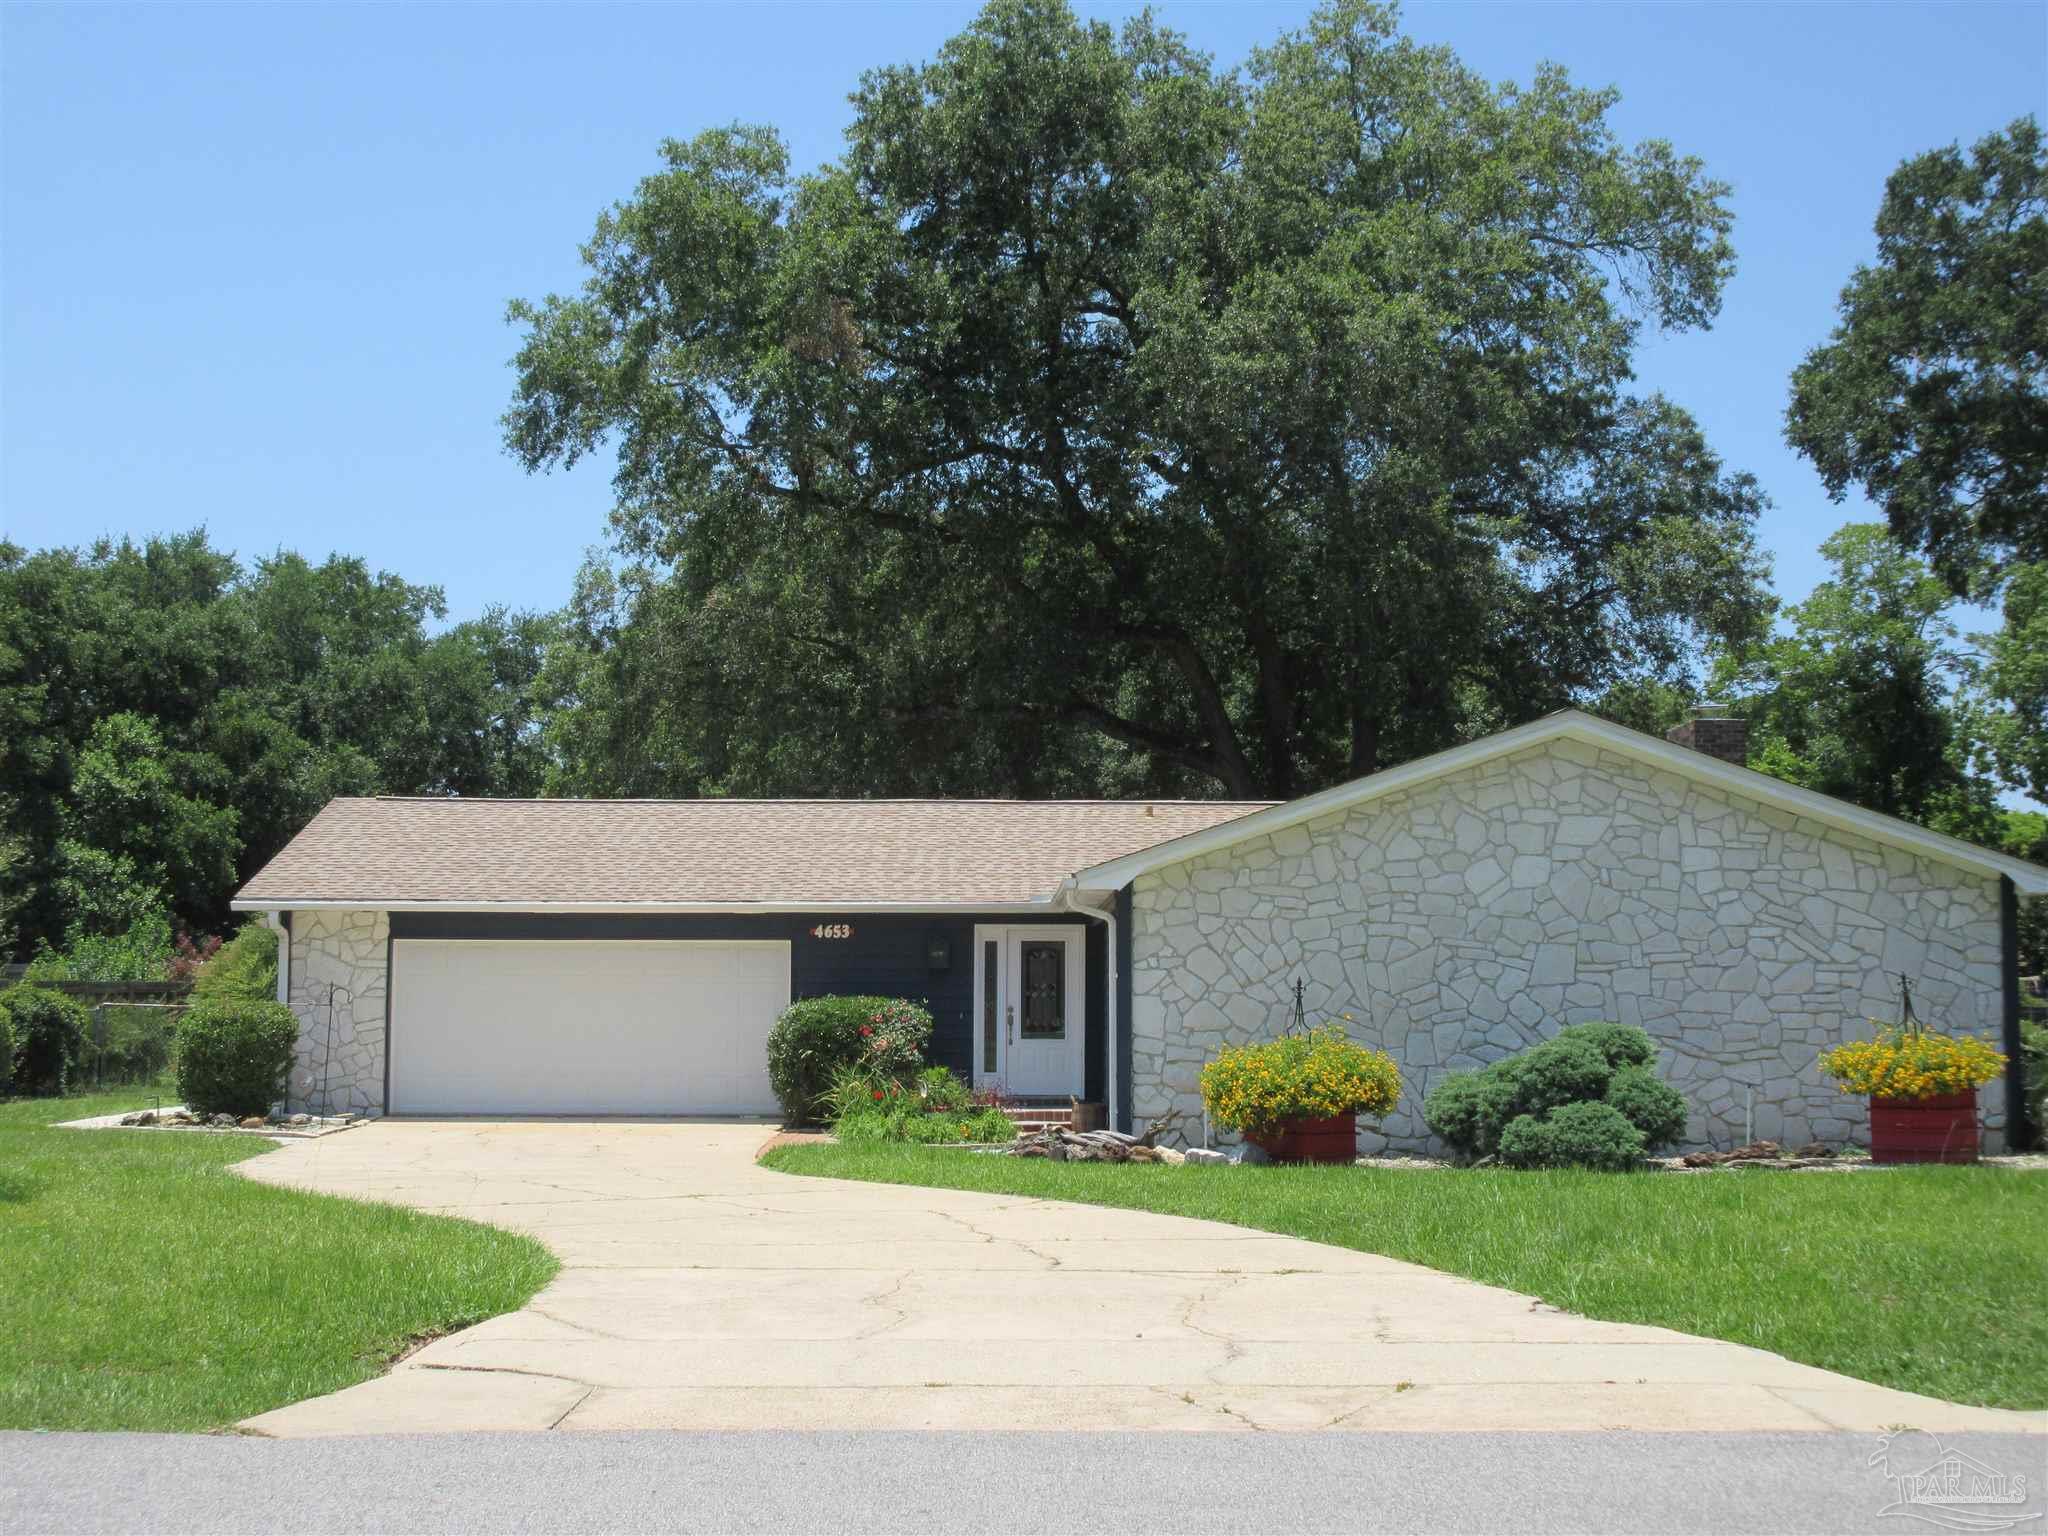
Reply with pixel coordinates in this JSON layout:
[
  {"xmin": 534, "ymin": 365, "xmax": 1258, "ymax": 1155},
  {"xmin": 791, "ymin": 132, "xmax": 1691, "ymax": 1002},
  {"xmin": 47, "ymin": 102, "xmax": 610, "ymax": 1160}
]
[
  {"xmin": 285, "ymin": 909, "xmax": 388, "ymax": 1115},
  {"xmin": 1129, "ymin": 738, "xmax": 2007, "ymax": 1154}
]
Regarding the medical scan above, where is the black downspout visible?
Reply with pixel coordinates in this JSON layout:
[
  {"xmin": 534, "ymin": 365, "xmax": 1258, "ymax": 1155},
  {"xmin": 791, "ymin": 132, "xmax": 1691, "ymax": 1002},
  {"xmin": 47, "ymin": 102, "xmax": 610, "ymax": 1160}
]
[
  {"xmin": 1116, "ymin": 883, "xmax": 1134, "ymax": 1134},
  {"xmin": 2001, "ymin": 876, "xmax": 2034, "ymax": 1151}
]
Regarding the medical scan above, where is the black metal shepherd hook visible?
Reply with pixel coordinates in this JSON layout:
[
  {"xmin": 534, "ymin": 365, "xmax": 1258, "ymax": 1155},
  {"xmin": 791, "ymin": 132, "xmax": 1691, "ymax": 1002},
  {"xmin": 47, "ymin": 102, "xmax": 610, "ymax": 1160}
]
[
  {"xmin": 1896, "ymin": 972, "xmax": 1923, "ymax": 1036},
  {"xmin": 1290, "ymin": 976, "xmax": 1308, "ymax": 1036}
]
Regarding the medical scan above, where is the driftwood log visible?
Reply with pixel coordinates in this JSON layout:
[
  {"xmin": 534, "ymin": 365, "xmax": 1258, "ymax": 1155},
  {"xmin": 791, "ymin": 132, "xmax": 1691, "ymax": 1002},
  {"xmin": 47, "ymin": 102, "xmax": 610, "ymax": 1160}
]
[{"xmin": 1013, "ymin": 1124, "xmax": 1162, "ymax": 1163}]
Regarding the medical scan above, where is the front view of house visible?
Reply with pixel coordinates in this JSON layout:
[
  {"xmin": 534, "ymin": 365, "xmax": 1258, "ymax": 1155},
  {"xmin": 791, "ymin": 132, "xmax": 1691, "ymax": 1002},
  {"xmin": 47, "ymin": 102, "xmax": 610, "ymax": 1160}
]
[{"xmin": 233, "ymin": 710, "xmax": 2046, "ymax": 1153}]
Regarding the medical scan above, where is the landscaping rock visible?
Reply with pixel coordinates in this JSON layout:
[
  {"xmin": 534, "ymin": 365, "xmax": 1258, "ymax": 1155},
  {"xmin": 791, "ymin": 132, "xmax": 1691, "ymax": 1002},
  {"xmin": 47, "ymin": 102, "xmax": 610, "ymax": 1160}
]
[
  {"xmin": 1231, "ymin": 1142, "xmax": 1271, "ymax": 1166},
  {"xmin": 1725, "ymin": 1140, "xmax": 1783, "ymax": 1163},
  {"xmin": 1793, "ymin": 1141, "xmax": 1834, "ymax": 1159},
  {"xmin": 1155, "ymin": 1147, "xmax": 1186, "ymax": 1166},
  {"xmin": 287, "ymin": 1113, "xmax": 312, "ymax": 1127},
  {"xmin": 209, "ymin": 1113, "xmax": 238, "ymax": 1128},
  {"xmin": 240, "ymin": 1116, "xmax": 266, "ymax": 1129},
  {"xmin": 1182, "ymin": 1148, "xmax": 1229, "ymax": 1165}
]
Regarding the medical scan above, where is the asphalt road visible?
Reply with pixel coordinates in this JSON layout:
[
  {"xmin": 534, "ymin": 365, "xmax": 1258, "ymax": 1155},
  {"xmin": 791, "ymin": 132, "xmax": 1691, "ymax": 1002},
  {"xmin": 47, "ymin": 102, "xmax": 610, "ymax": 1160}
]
[{"xmin": 4, "ymin": 1429, "xmax": 2043, "ymax": 1534}]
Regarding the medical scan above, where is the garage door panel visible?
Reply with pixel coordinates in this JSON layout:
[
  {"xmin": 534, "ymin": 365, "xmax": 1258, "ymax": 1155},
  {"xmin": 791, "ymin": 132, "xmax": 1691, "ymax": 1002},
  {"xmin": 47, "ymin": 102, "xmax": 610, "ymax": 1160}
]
[{"xmin": 391, "ymin": 940, "xmax": 789, "ymax": 1115}]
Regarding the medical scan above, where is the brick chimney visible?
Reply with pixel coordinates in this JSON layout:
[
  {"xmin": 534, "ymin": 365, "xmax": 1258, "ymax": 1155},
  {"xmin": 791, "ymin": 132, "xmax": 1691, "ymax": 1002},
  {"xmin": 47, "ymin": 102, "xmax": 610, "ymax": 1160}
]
[{"xmin": 1666, "ymin": 703, "xmax": 1748, "ymax": 767}]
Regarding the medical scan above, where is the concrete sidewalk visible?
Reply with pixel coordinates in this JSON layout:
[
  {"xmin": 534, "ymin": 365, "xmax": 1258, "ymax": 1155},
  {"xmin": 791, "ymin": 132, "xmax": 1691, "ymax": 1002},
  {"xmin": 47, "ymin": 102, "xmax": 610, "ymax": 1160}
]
[{"xmin": 234, "ymin": 1120, "xmax": 2047, "ymax": 1437}]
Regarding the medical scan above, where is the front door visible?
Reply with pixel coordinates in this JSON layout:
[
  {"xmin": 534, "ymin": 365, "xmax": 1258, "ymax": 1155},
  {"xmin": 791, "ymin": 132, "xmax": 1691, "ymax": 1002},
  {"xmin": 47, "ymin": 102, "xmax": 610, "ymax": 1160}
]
[{"xmin": 973, "ymin": 925, "xmax": 1085, "ymax": 1097}]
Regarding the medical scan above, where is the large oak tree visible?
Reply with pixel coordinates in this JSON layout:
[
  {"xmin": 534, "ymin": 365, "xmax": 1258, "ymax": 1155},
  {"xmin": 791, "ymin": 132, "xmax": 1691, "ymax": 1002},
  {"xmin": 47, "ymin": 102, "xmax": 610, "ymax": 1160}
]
[
  {"xmin": 1787, "ymin": 118, "xmax": 2047, "ymax": 594},
  {"xmin": 506, "ymin": 0, "xmax": 1768, "ymax": 799}
]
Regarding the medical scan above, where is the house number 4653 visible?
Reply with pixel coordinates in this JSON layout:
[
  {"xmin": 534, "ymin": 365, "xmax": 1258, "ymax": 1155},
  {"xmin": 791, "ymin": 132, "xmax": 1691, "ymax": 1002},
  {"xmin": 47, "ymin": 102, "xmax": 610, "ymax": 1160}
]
[{"xmin": 809, "ymin": 923, "xmax": 853, "ymax": 940}]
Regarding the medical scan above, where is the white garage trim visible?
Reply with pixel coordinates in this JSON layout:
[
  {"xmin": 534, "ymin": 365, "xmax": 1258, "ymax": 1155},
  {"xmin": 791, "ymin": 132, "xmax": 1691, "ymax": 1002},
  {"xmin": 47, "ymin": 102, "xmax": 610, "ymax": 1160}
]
[{"xmin": 389, "ymin": 939, "xmax": 791, "ymax": 1116}]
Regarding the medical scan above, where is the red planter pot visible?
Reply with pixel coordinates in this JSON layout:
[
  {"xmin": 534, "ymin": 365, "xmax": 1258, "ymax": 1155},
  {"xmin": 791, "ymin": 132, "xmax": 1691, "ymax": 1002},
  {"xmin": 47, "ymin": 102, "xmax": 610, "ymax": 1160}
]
[
  {"xmin": 1869, "ymin": 1089, "xmax": 1979, "ymax": 1164},
  {"xmin": 1247, "ymin": 1113, "xmax": 1357, "ymax": 1164}
]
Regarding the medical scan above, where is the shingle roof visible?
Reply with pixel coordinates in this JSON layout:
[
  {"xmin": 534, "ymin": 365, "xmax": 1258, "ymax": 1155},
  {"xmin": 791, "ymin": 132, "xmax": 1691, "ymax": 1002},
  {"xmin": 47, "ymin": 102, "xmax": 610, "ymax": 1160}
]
[{"xmin": 233, "ymin": 796, "xmax": 1275, "ymax": 909}]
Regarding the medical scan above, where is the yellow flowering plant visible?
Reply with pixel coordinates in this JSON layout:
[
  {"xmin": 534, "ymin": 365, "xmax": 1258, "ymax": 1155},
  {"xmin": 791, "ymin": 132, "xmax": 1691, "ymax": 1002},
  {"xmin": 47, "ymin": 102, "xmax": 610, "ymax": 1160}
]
[
  {"xmin": 1199, "ymin": 1023, "xmax": 1402, "ymax": 1134},
  {"xmin": 1818, "ymin": 1026, "xmax": 2006, "ymax": 1101}
]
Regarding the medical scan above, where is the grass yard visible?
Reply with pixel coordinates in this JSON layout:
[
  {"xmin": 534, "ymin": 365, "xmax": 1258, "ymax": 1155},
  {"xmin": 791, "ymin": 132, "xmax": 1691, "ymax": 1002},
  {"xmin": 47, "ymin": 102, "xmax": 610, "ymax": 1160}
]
[
  {"xmin": 0, "ymin": 1090, "xmax": 557, "ymax": 1431},
  {"xmin": 762, "ymin": 1141, "xmax": 2048, "ymax": 1411}
]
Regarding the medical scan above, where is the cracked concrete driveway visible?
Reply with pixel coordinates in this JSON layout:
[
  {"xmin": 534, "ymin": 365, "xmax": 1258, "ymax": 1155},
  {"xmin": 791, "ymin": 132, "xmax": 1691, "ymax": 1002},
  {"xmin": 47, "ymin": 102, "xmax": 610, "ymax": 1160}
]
[{"xmin": 236, "ymin": 1120, "xmax": 2044, "ymax": 1437}]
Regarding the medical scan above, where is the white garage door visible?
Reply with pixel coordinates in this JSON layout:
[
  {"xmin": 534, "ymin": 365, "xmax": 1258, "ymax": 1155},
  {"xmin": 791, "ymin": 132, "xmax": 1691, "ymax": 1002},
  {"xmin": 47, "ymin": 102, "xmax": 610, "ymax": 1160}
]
[{"xmin": 390, "ymin": 940, "xmax": 791, "ymax": 1115}]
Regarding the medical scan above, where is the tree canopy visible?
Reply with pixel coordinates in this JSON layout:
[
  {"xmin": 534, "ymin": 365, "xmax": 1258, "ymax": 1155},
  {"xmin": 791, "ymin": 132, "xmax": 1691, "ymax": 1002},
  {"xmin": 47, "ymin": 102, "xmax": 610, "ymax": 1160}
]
[
  {"xmin": 505, "ymin": 0, "xmax": 1768, "ymax": 800},
  {"xmin": 1710, "ymin": 524, "xmax": 1968, "ymax": 821},
  {"xmin": 0, "ymin": 532, "xmax": 560, "ymax": 962},
  {"xmin": 1787, "ymin": 117, "xmax": 2048, "ymax": 593}
]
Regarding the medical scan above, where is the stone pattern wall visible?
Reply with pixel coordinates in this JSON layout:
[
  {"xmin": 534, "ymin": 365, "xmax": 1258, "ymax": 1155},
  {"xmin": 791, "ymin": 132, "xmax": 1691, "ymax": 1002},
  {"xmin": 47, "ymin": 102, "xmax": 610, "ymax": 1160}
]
[
  {"xmin": 285, "ymin": 910, "xmax": 388, "ymax": 1115},
  {"xmin": 1130, "ymin": 738, "xmax": 2007, "ymax": 1154}
]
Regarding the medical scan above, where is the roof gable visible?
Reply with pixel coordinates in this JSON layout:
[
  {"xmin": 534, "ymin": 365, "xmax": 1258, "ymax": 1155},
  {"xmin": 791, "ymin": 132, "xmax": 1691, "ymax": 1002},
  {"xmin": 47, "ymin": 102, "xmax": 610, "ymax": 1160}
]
[{"xmin": 1065, "ymin": 711, "xmax": 2048, "ymax": 896}]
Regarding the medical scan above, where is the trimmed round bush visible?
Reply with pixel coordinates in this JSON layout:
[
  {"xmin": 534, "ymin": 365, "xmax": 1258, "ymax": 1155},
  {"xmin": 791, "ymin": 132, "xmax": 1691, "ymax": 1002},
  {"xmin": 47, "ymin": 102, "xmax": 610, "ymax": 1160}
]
[
  {"xmin": 1507, "ymin": 1035, "xmax": 1612, "ymax": 1120},
  {"xmin": 1423, "ymin": 1062, "xmax": 1525, "ymax": 1159},
  {"xmin": 1604, "ymin": 1065, "xmax": 1690, "ymax": 1150},
  {"xmin": 1426, "ymin": 1023, "xmax": 1691, "ymax": 1165},
  {"xmin": 175, "ymin": 998, "xmax": 299, "ymax": 1117},
  {"xmin": 2, "ymin": 985, "xmax": 89, "ymax": 1097},
  {"xmin": 1499, "ymin": 1100, "xmax": 1647, "ymax": 1171},
  {"xmin": 765, "ymin": 995, "xmax": 933, "ymax": 1124},
  {"xmin": 1552, "ymin": 1020, "xmax": 1655, "ymax": 1070}
]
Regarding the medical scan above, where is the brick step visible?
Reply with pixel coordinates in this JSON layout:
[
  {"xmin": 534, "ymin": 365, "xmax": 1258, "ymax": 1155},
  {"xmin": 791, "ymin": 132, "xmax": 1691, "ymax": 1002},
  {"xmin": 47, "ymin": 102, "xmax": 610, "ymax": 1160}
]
[{"xmin": 997, "ymin": 1102, "xmax": 1106, "ymax": 1132}]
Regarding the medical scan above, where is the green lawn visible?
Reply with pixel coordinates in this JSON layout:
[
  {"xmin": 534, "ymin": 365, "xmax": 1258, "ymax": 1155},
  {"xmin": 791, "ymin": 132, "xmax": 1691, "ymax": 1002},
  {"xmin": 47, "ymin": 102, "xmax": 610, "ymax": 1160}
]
[
  {"xmin": 0, "ymin": 1090, "xmax": 557, "ymax": 1431},
  {"xmin": 761, "ymin": 1142, "xmax": 2048, "ymax": 1411}
]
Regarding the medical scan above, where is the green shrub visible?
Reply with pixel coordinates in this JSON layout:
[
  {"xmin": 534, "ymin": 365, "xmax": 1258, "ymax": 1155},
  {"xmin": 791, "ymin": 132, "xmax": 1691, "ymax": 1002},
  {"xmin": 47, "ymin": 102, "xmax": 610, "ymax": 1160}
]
[
  {"xmin": 1499, "ymin": 1100, "xmax": 1648, "ymax": 1170},
  {"xmin": 1604, "ymin": 1065, "xmax": 1690, "ymax": 1150},
  {"xmin": 918, "ymin": 1066, "xmax": 971, "ymax": 1112},
  {"xmin": 175, "ymin": 999, "xmax": 298, "ymax": 1117},
  {"xmin": 1426, "ymin": 1021, "xmax": 1689, "ymax": 1165},
  {"xmin": 1421, "ymin": 1068, "xmax": 1521, "ymax": 1159},
  {"xmin": 2017, "ymin": 1019, "xmax": 2048, "ymax": 1144},
  {"xmin": 192, "ymin": 922, "xmax": 279, "ymax": 1004},
  {"xmin": 1, "ymin": 986, "xmax": 90, "ymax": 1097},
  {"xmin": 1507, "ymin": 1036, "xmax": 1612, "ymax": 1119},
  {"xmin": 1552, "ymin": 1020, "xmax": 1656, "ymax": 1070},
  {"xmin": 824, "ymin": 1064, "xmax": 908, "ymax": 1123},
  {"xmin": 0, "ymin": 1004, "xmax": 13, "ymax": 1094},
  {"xmin": 765, "ymin": 996, "xmax": 934, "ymax": 1123},
  {"xmin": 835, "ymin": 1102, "xmax": 1015, "ymax": 1144}
]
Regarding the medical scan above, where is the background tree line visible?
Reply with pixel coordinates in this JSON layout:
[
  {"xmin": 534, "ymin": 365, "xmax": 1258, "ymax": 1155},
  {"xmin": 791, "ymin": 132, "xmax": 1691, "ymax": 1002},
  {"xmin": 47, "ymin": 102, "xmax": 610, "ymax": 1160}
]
[{"xmin": 4, "ymin": 2, "xmax": 2041, "ymax": 974}]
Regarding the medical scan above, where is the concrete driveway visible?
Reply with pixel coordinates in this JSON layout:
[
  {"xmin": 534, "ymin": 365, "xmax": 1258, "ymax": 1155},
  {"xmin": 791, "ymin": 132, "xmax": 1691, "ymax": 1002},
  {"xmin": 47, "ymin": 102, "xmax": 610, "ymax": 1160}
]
[{"xmin": 236, "ymin": 1120, "xmax": 2044, "ymax": 1437}]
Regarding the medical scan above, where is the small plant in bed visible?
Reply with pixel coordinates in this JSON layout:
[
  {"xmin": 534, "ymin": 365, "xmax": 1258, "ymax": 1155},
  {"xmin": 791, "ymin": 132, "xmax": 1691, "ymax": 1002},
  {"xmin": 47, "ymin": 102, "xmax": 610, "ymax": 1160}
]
[{"xmin": 827, "ymin": 1066, "xmax": 1014, "ymax": 1144}]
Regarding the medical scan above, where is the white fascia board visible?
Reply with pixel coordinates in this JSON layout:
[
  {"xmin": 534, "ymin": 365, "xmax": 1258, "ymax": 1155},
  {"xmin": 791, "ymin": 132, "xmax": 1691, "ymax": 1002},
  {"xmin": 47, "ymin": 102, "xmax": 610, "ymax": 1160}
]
[
  {"xmin": 1069, "ymin": 711, "xmax": 2048, "ymax": 897},
  {"xmin": 228, "ymin": 898, "xmax": 1069, "ymax": 915}
]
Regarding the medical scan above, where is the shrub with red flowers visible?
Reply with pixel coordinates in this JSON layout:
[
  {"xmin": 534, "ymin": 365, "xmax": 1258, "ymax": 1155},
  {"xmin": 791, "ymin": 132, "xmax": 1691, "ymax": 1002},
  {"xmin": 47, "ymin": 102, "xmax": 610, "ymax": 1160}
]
[
  {"xmin": 854, "ymin": 999, "xmax": 929, "ymax": 1082},
  {"xmin": 765, "ymin": 994, "xmax": 935, "ymax": 1123}
]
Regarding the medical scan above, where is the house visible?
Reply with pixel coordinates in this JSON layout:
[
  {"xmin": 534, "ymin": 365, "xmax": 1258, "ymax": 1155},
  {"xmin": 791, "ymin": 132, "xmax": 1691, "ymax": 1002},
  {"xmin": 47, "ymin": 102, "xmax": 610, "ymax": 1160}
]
[{"xmin": 232, "ymin": 709, "xmax": 2046, "ymax": 1152}]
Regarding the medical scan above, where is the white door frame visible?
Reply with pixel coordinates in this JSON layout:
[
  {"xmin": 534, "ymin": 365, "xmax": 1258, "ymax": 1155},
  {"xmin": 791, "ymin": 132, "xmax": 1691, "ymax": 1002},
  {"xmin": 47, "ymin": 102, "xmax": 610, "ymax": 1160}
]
[{"xmin": 970, "ymin": 923, "xmax": 1086, "ymax": 1097}]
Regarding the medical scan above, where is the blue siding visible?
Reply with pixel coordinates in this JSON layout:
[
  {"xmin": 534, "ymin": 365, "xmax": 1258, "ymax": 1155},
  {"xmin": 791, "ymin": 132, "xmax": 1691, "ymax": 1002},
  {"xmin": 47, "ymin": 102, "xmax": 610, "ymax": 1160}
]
[{"xmin": 388, "ymin": 910, "xmax": 1105, "ymax": 1098}]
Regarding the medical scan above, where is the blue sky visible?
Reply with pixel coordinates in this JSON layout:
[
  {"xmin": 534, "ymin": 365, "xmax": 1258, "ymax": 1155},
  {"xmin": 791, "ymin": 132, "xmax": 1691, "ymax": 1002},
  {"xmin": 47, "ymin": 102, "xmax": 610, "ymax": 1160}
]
[{"xmin": 3, "ymin": 1, "xmax": 2043, "ymax": 631}]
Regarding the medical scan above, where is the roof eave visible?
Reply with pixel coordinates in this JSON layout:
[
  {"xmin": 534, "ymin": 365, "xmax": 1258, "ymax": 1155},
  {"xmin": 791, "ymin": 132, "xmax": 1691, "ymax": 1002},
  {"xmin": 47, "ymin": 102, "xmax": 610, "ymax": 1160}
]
[
  {"xmin": 1068, "ymin": 711, "xmax": 2048, "ymax": 897},
  {"xmin": 229, "ymin": 897, "xmax": 1073, "ymax": 915}
]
